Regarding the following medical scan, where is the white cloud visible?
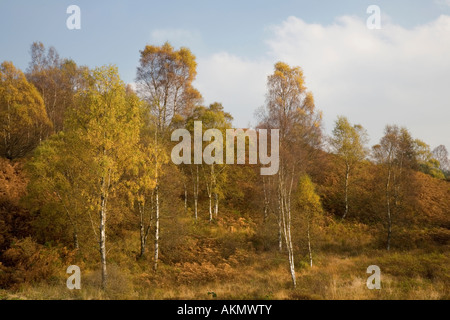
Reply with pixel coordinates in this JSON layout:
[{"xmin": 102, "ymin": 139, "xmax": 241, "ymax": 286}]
[
  {"xmin": 265, "ymin": 15, "xmax": 450, "ymax": 149},
  {"xmin": 195, "ymin": 52, "xmax": 272, "ymax": 128},
  {"xmin": 436, "ymin": 0, "xmax": 450, "ymax": 8},
  {"xmin": 196, "ymin": 15, "xmax": 450, "ymax": 150}
]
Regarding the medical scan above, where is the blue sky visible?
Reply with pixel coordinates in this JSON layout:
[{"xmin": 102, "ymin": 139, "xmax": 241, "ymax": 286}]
[{"xmin": 1, "ymin": 0, "xmax": 450, "ymax": 150}]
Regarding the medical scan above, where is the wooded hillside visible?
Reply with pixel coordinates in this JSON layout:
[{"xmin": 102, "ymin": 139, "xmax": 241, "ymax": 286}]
[{"xmin": 0, "ymin": 42, "xmax": 448, "ymax": 300}]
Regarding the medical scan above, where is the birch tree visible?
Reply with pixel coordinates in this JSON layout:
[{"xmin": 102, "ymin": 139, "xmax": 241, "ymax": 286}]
[
  {"xmin": 373, "ymin": 125, "xmax": 415, "ymax": 250},
  {"xmin": 136, "ymin": 42, "xmax": 201, "ymax": 271},
  {"xmin": 186, "ymin": 103, "xmax": 232, "ymax": 221},
  {"xmin": 124, "ymin": 134, "xmax": 158, "ymax": 258},
  {"xmin": 66, "ymin": 65, "xmax": 141, "ymax": 288},
  {"xmin": 258, "ymin": 62, "xmax": 322, "ymax": 288},
  {"xmin": 295, "ymin": 174, "xmax": 323, "ymax": 267},
  {"xmin": 26, "ymin": 42, "xmax": 84, "ymax": 133},
  {"xmin": 0, "ymin": 61, "xmax": 52, "ymax": 159},
  {"xmin": 189, "ymin": 165, "xmax": 200, "ymax": 220},
  {"xmin": 329, "ymin": 116, "xmax": 368, "ymax": 220},
  {"xmin": 432, "ymin": 145, "xmax": 450, "ymax": 177},
  {"xmin": 414, "ymin": 140, "xmax": 446, "ymax": 179},
  {"xmin": 136, "ymin": 42, "xmax": 201, "ymax": 132}
]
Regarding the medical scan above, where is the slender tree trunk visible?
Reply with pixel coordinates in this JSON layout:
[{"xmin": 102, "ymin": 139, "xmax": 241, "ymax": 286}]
[
  {"xmin": 279, "ymin": 166, "xmax": 296, "ymax": 288},
  {"xmin": 184, "ymin": 182, "xmax": 188, "ymax": 214},
  {"xmin": 99, "ymin": 178, "xmax": 107, "ymax": 290},
  {"xmin": 72, "ymin": 227, "xmax": 79, "ymax": 250},
  {"xmin": 195, "ymin": 166, "xmax": 199, "ymax": 220},
  {"xmin": 263, "ymin": 177, "xmax": 269, "ymax": 223},
  {"xmin": 386, "ymin": 164, "xmax": 392, "ymax": 251},
  {"xmin": 214, "ymin": 192, "xmax": 218, "ymax": 218},
  {"xmin": 287, "ymin": 169, "xmax": 296, "ymax": 288},
  {"xmin": 153, "ymin": 130, "xmax": 160, "ymax": 272},
  {"xmin": 208, "ymin": 194, "xmax": 212, "ymax": 222},
  {"xmin": 278, "ymin": 217, "xmax": 283, "ymax": 252},
  {"xmin": 140, "ymin": 217, "xmax": 146, "ymax": 257},
  {"xmin": 281, "ymin": 190, "xmax": 296, "ymax": 288},
  {"xmin": 204, "ymin": 165, "xmax": 213, "ymax": 222},
  {"xmin": 154, "ymin": 185, "xmax": 159, "ymax": 271},
  {"xmin": 277, "ymin": 191, "xmax": 283, "ymax": 253},
  {"xmin": 212, "ymin": 164, "xmax": 219, "ymax": 218},
  {"xmin": 210, "ymin": 164, "xmax": 215, "ymax": 221},
  {"xmin": 192, "ymin": 165, "xmax": 199, "ymax": 220},
  {"xmin": 307, "ymin": 219, "xmax": 313, "ymax": 267},
  {"xmin": 263, "ymin": 200, "xmax": 268, "ymax": 223},
  {"xmin": 342, "ymin": 162, "xmax": 350, "ymax": 220},
  {"xmin": 194, "ymin": 190, "xmax": 198, "ymax": 220},
  {"xmin": 73, "ymin": 233, "xmax": 79, "ymax": 250},
  {"xmin": 139, "ymin": 202, "xmax": 150, "ymax": 258}
]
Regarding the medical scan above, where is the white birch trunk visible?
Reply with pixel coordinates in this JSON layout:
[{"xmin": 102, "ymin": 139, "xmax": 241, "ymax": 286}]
[
  {"xmin": 307, "ymin": 219, "xmax": 313, "ymax": 267},
  {"xmin": 208, "ymin": 194, "xmax": 212, "ymax": 222},
  {"xmin": 184, "ymin": 182, "xmax": 188, "ymax": 214},
  {"xmin": 277, "ymin": 188, "xmax": 283, "ymax": 253},
  {"xmin": 139, "ymin": 201, "xmax": 150, "ymax": 258},
  {"xmin": 153, "ymin": 130, "xmax": 160, "ymax": 271},
  {"xmin": 214, "ymin": 192, "xmax": 218, "ymax": 218},
  {"xmin": 99, "ymin": 177, "xmax": 107, "ymax": 290},
  {"xmin": 279, "ymin": 166, "xmax": 297, "ymax": 288},
  {"xmin": 192, "ymin": 165, "xmax": 199, "ymax": 220},
  {"xmin": 195, "ymin": 166, "xmax": 199, "ymax": 220},
  {"xmin": 154, "ymin": 184, "xmax": 159, "ymax": 271}
]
